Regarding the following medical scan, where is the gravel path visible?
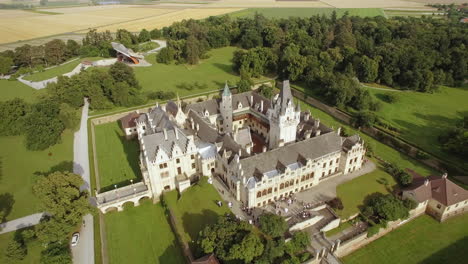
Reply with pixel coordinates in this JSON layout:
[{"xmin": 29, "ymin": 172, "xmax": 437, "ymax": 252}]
[
  {"xmin": 0, "ymin": 212, "xmax": 46, "ymax": 235},
  {"xmin": 71, "ymin": 99, "xmax": 95, "ymax": 264}
]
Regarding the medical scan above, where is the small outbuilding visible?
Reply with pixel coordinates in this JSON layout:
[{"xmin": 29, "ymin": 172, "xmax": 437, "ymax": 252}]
[{"xmin": 111, "ymin": 42, "xmax": 143, "ymax": 64}]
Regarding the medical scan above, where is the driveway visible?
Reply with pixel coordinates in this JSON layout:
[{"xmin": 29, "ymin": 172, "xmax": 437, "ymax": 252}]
[
  {"xmin": 71, "ymin": 99, "xmax": 95, "ymax": 264},
  {"xmin": 0, "ymin": 213, "xmax": 46, "ymax": 235}
]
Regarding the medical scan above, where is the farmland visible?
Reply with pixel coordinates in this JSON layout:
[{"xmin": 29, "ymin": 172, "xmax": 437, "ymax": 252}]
[{"xmin": 230, "ymin": 8, "xmax": 386, "ymax": 18}]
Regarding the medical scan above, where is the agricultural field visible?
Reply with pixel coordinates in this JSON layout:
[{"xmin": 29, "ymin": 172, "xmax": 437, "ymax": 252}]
[
  {"xmin": 364, "ymin": 85, "xmax": 468, "ymax": 170},
  {"xmin": 229, "ymin": 8, "xmax": 386, "ymax": 18},
  {"xmin": 0, "ymin": 5, "xmax": 241, "ymax": 44},
  {"xmin": 0, "ymin": 130, "xmax": 74, "ymax": 220},
  {"xmin": 342, "ymin": 214, "xmax": 468, "ymax": 264},
  {"xmin": 94, "ymin": 121, "xmax": 141, "ymax": 192},
  {"xmin": 104, "ymin": 200, "xmax": 185, "ymax": 264}
]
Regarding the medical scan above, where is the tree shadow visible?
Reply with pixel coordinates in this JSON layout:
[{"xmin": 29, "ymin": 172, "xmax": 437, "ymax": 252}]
[
  {"xmin": 212, "ymin": 63, "xmax": 235, "ymax": 75},
  {"xmin": 0, "ymin": 193, "xmax": 15, "ymax": 223},
  {"xmin": 158, "ymin": 238, "xmax": 187, "ymax": 264},
  {"xmin": 182, "ymin": 209, "xmax": 220, "ymax": 257},
  {"xmin": 33, "ymin": 161, "xmax": 74, "ymax": 177},
  {"xmin": 420, "ymin": 236, "xmax": 468, "ymax": 264}
]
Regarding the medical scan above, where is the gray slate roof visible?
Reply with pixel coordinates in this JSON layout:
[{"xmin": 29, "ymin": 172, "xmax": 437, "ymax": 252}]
[
  {"xmin": 240, "ymin": 132, "xmax": 343, "ymax": 189},
  {"xmin": 142, "ymin": 127, "xmax": 189, "ymax": 162}
]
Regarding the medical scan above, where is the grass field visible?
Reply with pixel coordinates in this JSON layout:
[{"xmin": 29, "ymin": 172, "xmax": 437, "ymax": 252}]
[
  {"xmin": 94, "ymin": 121, "xmax": 141, "ymax": 192},
  {"xmin": 364, "ymin": 85, "xmax": 468, "ymax": 170},
  {"xmin": 325, "ymin": 221, "xmax": 353, "ymax": 237},
  {"xmin": 0, "ymin": 80, "xmax": 45, "ymax": 102},
  {"xmin": 0, "ymin": 232, "xmax": 42, "ymax": 263},
  {"xmin": 229, "ymin": 8, "xmax": 386, "ymax": 18},
  {"xmin": 104, "ymin": 200, "xmax": 185, "ymax": 264},
  {"xmin": 164, "ymin": 177, "xmax": 230, "ymax": 253},
  {"xmin": 23, "ymin": 57, "xmax": 102, "ymax": 82},
  {"xmin": 336, "ymin": 167, "xmax": 397, "ymax": 219},
  {"xmin": 0, "ymin": 130, "xmax": 74, "ymax": 220},
  {"xmin": 342, "ymin": 214, "xmax": 468, "ymax": 264}
]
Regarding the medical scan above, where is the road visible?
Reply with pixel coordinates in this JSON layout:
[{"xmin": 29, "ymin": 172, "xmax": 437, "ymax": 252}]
[
  {"xmin": 0, "ymin": 212, "xmax": 46, "ymax": 235},
  {"xmin": 71, "ymin": 99, "xmax": 95, "ymax": 264}
]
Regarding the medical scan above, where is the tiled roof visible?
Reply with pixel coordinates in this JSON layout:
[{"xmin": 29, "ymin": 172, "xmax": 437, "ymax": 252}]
[
  {"xmin": 120, "ymin": 112, "xmax": 140, "ymax": 129},
  {"xmin": 405, "ymin": 174, "xmax": 468, "ymax": 206}
]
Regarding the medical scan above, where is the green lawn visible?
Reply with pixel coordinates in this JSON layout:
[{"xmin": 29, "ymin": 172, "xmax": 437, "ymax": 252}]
[
  {"xmin": 229, "ymin": 8, "xmax": 385, "ymax": 18},
  {"xmin": 23, "ymin": 57, "xmax": 102, "ymax": 82},
  {"xmin": 0, "ymin": 232, "xmax": 42, "ymax": 264},
  {"xmin": 135, "ymin": 47, "xmax": 241, "ymax": 96},
  {"xmin": 336, "ymin": 168, "xmax": 397, "ymax": 219},
  {"xmin": 365, "ymin": 85, "xmax": 468, "ymax": 170},
  {"xmin": 0, "ymin": 130, "xmax": 74, "ymax": 221},
  {"xmin": 104, "ymin": 200, "xmax": 185, "ymax": 264},
  {"xmin": 298, "ymin": 100, "xmax": 435, "ymax": 176},
  {"xmin": 0, "ymin": 80, "xmax": 45, "ymax": 103},
  {"xmin": 164, "ymin": 177, "xmax": 230, "ymax": 252},
  {"xmin": 342, "ymin": 214, "xmax": 468, "ymax": 264},
  {"xmin": 94, "ymin": 121, "xmax": 141, "ymax": 192}
]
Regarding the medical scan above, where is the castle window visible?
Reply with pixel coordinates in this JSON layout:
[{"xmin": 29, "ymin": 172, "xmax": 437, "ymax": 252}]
[
  {"xmin": 257, "ymin": 192, "xmax": 261, "ymax": 198},
  {"xmin": 335, "ymin": 167, "xmax": 338, "ymax": 172},
  {"xmin": 262, "ymin": 190, "xmax": 267, "ymax": 196},
  {"xmin": 322, "ymin": 172, "xmax": 325, "ymax": 177},
  {"xmin": 192, "ymin": 163, "xmax": 196, "ymax": 169},
  {"xmin": 323, "ymin": 163, "xmax": 326, "ymax": 168},
  {"xmin": 159, "ymin": 163, "xmax": 168, "ymax": 169},
  {"xmin": 191, "ymin": 155, "xmax": 195, "ymax": 160},
  {"xmin": 176, "ymin": 158, "xmax": 180, "ymax": 164},
  {"xmin": 268, "ymin": 188, "xmax": 272, "ymax": 194},
  {"xmin": 329, "ymin": 161, "xmax": 333, "ymax": 166},
  {"xmin": 280, "ymin": 183, "xmax": 284, "ymax": 189},
  {"xmin": 336, "ymin": 158, "xmax": 339, "ymax": 164},
  {"xmin": 349, "ymin": 160, "xmax": 352, "ymax": 165},
  {"xmin": 328, "ymin": 169, "xmax": 331, "ymax": 175}
]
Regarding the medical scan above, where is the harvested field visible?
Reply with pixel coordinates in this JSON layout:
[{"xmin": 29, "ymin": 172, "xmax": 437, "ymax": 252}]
[{"xmin": 94, "ymin": 8, "xmax": 244, "ymax": 32}]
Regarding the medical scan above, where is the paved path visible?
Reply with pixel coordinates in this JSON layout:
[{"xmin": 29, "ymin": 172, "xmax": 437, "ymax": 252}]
[
  {"xmin": 71, "ymin": 99, "xmax": 95, "ymax": 264},
  {"xmin": 0, "ymin": 212, "xmax": 46, "ymax": 235},
  {"xmin": 146, "ymin": 39, "xmax": 167, "ymax": 54}
]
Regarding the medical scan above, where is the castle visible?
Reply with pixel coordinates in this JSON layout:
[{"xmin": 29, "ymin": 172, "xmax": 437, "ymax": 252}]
[{"xmin": 102, "ymin": 81, "xmax": 366, "ymax": 211}]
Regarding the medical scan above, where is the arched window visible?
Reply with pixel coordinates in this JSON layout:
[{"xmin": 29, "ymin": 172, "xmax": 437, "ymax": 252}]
[
  {"xmin": 285, "ymin": 182, "xmax": 289, "ymax": 188},
  {"xmin": 268, "ymin": 188, "xmax": 272, "ymax": 194},
  {"xmin": 280, "ymin": 183, "xmax": 284, "ymax": 189},
  {"xmin": 262, "ymin": 190, "xmax": 267, "ymax": 196},
  {"xmin": 257, "ymin": 192, "xmax": 261, "ymax": 198},
  {"xmin": 290, "ymin": 180, "xmax": 294, "ymax": 186}
]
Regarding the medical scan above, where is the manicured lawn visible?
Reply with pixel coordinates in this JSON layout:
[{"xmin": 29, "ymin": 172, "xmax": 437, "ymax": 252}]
[
  {"xmin": 0, "ymin": 130, "xmax": 74, "ymax": 220},
  {"xmin": 229, "ymin": 8, "xmax": 385, "ymax": 18},
  {"xmin": 94, "ymin": 121, "xmax": 141, "ymax": 191},
  {"xmin": 164, "ymin": 177, "xmax": 230, "ymax": 252},
  {"xmin": 135, "ymin": 47, "xmax": 241, "ymax": 96},
  {"xmin": 0, "ymin": 80, "xmax": 45, "ymax": 102},
  {"xmin": 23, "ymin": 57, "xmax": 102, "ymax": 82},
  {"xmin": 364, "ymin": 85, "xmax": 468, "ymax": 170},
  {"xmin": 336, "ymin": 168, "xmax": 397, "ymax": 219},
  {"xmin": 0, "ymin": 232, "xmax": 42, "ymax": 263},
  {"xmin": 104, "ymin": 200, "xmax": 185, "ymax": 264},
  {"xmin": 342, "ymin": 214, "xmax": 468, "ymax": 264}
]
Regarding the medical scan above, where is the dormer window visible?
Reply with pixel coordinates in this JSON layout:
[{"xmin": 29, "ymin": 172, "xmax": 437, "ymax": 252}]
[
  {"xmin": 204, "ymin": 109, "xmax": 209, "ymax": 117},
  {"xmin": 238, "ymin": 102, "xmax": 242, "ymax": 109}
]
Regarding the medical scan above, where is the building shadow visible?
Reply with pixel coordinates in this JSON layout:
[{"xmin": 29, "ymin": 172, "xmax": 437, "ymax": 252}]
[
  {"xmin": 158, "ymin": 239, "xmax": 186, "ymax": 264},
  {"xmin": 212, "ymin": 63, "xmax": 235, "ymax": 75},
  {"xmin": 116, "ymin": 130, "xmax": 142, "ymax": 177},
  {"xmin": 420, "ymin": 236, "xmax": 468, "ymax": 264},
  {"xmin": 181, "ymin": 209, "xmax": 220, "ymax": 257}
]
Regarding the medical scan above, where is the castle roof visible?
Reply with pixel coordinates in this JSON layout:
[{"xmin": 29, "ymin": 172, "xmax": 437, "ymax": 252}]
[
  {"xmin": 222, "ymin": 82, "xmax": 231, "ymax": 97},
  {"xmin": 241, "ymin": 132, "xmax": 343, "ymax": 189},
  {"xmin": 120, "ymin": 111, "xmax": 140, "ymax": 129},
  {"xmin": 141, "ymin": 127, "xmax": 189, "ymax": 161},
  {"xmin": 278, "ymin": 80, "xmax": 294, "ymax": 114}
]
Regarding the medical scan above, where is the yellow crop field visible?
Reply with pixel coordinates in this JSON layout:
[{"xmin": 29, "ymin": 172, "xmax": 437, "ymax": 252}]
[
  {"xmin": 0, "ymin": 4, "xmax": 242, "ymax": 44},
  {"xmin": 94, "ymin": 8, "xmax": 245, "ymax": 32}
]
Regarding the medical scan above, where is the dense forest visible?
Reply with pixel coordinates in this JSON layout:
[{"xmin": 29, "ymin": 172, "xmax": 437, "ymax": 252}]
[{"xmin": 156, "ymin": 12, "xmax": 467, "ymax": 110}]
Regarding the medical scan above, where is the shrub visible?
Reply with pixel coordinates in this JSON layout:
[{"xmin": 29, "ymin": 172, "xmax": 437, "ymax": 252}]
[
  {"xmin": 382, "ymin": 93, "xmax": 399, "ymax": 103},
  {"xmin": 366, "ymin": 224, "xmax": 381, "ymax": 238},
  {"xmin": 327, "ymin": 197, "xmax": 344, "ymax": 210}
]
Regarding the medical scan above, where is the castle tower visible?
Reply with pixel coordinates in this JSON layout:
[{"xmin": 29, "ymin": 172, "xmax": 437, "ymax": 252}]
[
  {"xmin": 268, "ymin": 80, "xmax": 300, "ymax": 149},
  {"xmin": 220, "ymin": 82, "xmax": 233, "ymax": 134}
]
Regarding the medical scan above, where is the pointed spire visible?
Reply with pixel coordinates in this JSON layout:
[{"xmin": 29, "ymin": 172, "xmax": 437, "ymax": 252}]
[
  {"xmin": 176, "ymin": 93, "xmax": 181, "ymax": 108},
  {"xmin": 222, "ymin": 81, "xmax": 231, "ymax": 97},
  {"xmin": 279, "ymin": 80, "xmax": 293, "ymax": 114}
]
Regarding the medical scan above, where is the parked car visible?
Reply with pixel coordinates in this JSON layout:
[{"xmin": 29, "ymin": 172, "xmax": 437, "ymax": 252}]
[{"xmin": 71, "ymin": 233, "xmax": 80, "ymax": 247}]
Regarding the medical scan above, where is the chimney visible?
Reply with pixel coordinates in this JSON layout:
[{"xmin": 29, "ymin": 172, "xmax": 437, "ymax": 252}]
[
  {"xmin": 260, "ymin": 100, "xmax": 264, "ymax": 112},
  {"xmin": 305, "ymin": 131, "xmax": 312, "ymax": 139},
  {"xmin": 163, "ymin": 128, "xmax": 168, "ymax": 140},
  {"xmin": 442, "ymin": 173, "xmax": 448, "ymax": 179},
  {"xmin": 305, "ymin": 111, "xmax": 310, "ymax": 121},
  {"xmin": 175, "ymin": 128, "xmax": 179, "ymax": 140},
  {"xmin": 424, "ymin": 179, "xmax": 429, "ymax": 186},
  {"xmin": 190, "ymin": 119, "xmax": 195, "ymax": 130},
  {"xmin": 250, "ymin": 95, "xmax": 253, "ymax": 106},
  {"xmin": 262, "ymin": 146, "xmax": 267, "ymax": 152},
  {"xmin": 238, "ymin": 149, "xmax": 242, "ymax": 156},
  {"xmin": 196, "ymin": 123, "xmax": 200, "ymax": 131},
  {"xmin": 337, "ymin": 127, "xmax": 341, "ymax": 136},
  {"xmin": 315, "ymin": 130, "xmax": 321, "ymax": 137}
]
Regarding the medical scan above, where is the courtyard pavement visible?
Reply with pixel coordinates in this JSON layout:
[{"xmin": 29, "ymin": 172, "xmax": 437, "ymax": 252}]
[{"xmin": 71, "ymin": 99, "xmax": 95, "ymax": 264}]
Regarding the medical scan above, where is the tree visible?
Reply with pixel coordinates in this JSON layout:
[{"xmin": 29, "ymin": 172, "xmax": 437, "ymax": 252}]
[
  {"xmin": 327, "ymin": 197, "xmax": 344, "ymax": 210},
  {"xmin": 40, "ymin": 242, "xmax": 72, "ymax": 264},
  {"xmin": 65, "ymin": 40, "xmax": 80, "ymax": 57},
  {"xmin": 237, "ymin": 78, "xmax": 252, "ymax": 93},
  {"xmin": 358, "ymin": 55, "xmax": 379, "ymax": 83},
  {"xmin": 45, "ymin": 39, "xmax": 67, "ymax": 66},
  {"xmin": 352, "ymin": 111, "xmax": 376, "ymax": 128},
  {"xmin": 156, "ymin": 47, "xmax": 175, "ymax": 64},
  {"xmin": 59, "ymin": 103, "xmax": 80, "ymax": 130},
  {"xmin": 33, "ymin": 171, "xmax": 91, "ymax": 229},
  {"xmin": 138, "ymin": 29, "xmax": 151, "ymax": 43},
  {"xmin": 259, "ymin": 84, "xmax": 273, "ymax": 99},
  {"xmin": 150, "ymin": 29, "xmax": 161, "ymax": 39},
  {"xmin": 109, "ymin": 62, "xmax": 140, "ymax": 88},
  {"xmin": 259, "ymin": 213, "xmax": 288, "ymax": 238},
  {"xmin": 5, "ymin": 239, "xmax": 26, "ymax": 263},
  {"xmin": 363, "ymin": 193, "xmax": 410, "ymax": 224},
  {"xmin": 0, "ymin": 56, "xmax": 13, "ymax": 75},
  {"xmin": 185, "ymin": 35, "xmax": 201, "ymax": 65},
  {"xmin": 0, "ymin": 98, "xmax": 30, "ymax": 136}
]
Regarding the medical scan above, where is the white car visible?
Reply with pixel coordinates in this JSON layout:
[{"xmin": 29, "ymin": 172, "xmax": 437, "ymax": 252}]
[{"xmin": 71, "ymin": 233, "xmax": 80, "ymax": 247}]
